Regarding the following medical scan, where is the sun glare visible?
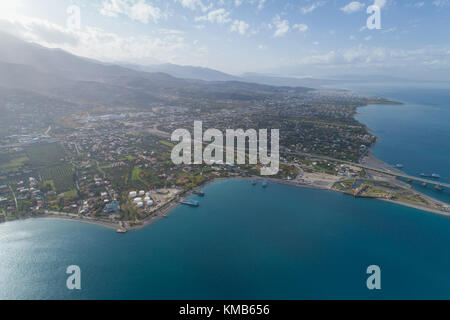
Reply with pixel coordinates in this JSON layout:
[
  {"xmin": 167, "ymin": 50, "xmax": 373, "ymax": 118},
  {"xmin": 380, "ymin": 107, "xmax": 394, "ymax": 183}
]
[{"xmin": 0, "ymin": 1, "xmax": 24, "ymax": 18}]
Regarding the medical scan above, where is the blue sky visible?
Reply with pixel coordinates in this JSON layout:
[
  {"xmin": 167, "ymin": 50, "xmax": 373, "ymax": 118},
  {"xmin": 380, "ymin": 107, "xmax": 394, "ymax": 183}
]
[{"xmin": 0, "ymin": 0, "xmax": 449, "ymax": 79}]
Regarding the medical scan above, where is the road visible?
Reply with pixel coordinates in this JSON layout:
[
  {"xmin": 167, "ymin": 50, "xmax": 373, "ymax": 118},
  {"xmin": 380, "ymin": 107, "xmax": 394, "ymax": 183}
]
[{"xmin": 291, "ymin": 152, "xmax": 450, "ymax": 189}]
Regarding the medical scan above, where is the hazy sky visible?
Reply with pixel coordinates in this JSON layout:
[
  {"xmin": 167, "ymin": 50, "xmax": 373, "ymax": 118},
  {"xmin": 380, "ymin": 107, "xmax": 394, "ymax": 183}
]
[{"xmin": 0, "ymin": 0, "xmax": 449, "ymax": 79}]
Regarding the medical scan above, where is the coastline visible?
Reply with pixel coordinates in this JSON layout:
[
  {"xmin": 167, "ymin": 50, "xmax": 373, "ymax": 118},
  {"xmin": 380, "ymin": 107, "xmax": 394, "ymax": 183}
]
[
  {"xmin": 2, "ymin": 168, "xmax": 448, "ymax": 232},
  {"xmin": 2, "ymin": 100, "xmax": 448, "ymax": 231}
]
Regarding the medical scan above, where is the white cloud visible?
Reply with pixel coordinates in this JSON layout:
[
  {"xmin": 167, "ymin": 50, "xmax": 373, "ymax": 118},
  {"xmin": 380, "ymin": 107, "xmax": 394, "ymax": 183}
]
[
  {"xmin": 373, "ymin": 0, "xmax": 387, "ymax": 9},
  {"xmin": 433, "ymin": 0, "xmax": 449, "ymax": 7},
  {"xmin": 177, "ymin": 0, "xmax": 210, "ymax": 12},
  {"xmin": 341, "ymin": 2, "xmax": 365, "ymax": 14},
  {"xmin": 0, "ymin": 16, "xmax": 79, "ymax": 46},
  {"xmin": 0, "ymin": 16, "xmax": 208, "ymax": 66},
  {"xmin": 290, "ymin": 45, "xmax": 450, "ymax": 71},
  {"xmin": 256, "ymin": 0, "xmax": 266, "ymax": 10},
  {"xmin": 195, "ymin": 8, "xmax": 231, "ymax": 24},
  {"xmin": 271, "ymin": 15, "xmax": 290, "ymax": 38},
  {"xmin": 301, "ymin": 1, "xmax": 325, "ymax": 14},
  {"xmin": 293, "ymin": 24, "xmax": 308, "ymax": 32},
  {"xmin": 234, "ymin": 0, "xmax": 265, "ymax": 10},
  {"xmin": 230, "ymin": 20, "xmax": 250, "ymax": 35},
  {"xmin": 100, "ymin": 0, "xmax": 164, "ymax": 24}
]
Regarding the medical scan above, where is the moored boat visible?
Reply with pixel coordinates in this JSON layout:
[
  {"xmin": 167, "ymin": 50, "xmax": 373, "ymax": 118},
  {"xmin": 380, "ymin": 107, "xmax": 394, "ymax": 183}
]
[
  {"xmin": 421, "ymin": 173, "xmax": 441, "ymax": 179},
  {"xmin": 180, "ymin": 200, "xmax": 200, "ymax": 207}
]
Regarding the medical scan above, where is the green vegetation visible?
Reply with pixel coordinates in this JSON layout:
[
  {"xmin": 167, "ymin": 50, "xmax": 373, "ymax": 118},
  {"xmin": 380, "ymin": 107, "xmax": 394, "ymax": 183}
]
[
  {"xmin": 40, "ymin": 165, "xmax": 75, "ymax": 193},
  {"xmin": 131, "ymin": 166, "xmax": 143, "ymax": 182},
  {"xmin": 0, "ymin": 156, "xmax": 29, "ymax": 173},
  {"xmin": 26, "ymin": 143, "xmax": 65, "ymax": 167},
  {"xmin": 160, "ymin": 140, "xmax": 175, "ymax": 148},
  {"xmin": 43, "ymin": 180, "xmax": 56, "ymax": 191},
  {"xmin": 63, "ymin": 189, "xmax": 78, "ymax": 199},
  {"xmin": 313, "ymin": 161, "xmax": 338, "ymax": 176}
]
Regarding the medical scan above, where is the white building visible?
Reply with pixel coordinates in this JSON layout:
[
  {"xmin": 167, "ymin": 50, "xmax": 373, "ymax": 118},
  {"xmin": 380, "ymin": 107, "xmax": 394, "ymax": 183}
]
[{"xmin": 129, "ymin": 191, "xmax": 137, "ymax": 198}]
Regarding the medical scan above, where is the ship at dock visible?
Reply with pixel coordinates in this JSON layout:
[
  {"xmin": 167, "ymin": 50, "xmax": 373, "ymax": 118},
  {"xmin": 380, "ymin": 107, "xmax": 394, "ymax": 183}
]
[
  {"xmin": 180, "ymin": 200, "xmax": 200, "ymax": 207},
  {"xmin": 421, "ymin": 173, "xmax": 441, "ymax": 179},
  {"xmin": 193, "ymin": 191, "xmax": 205, "ymax": 197}
]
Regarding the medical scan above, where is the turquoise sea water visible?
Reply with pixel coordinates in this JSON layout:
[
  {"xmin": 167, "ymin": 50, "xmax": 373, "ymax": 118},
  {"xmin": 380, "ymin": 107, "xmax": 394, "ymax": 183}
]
[
  {"xmin": 3, "ymin": 179, "xmax": 450, "ymax": 300},
  {"xmin": 1, "ymin": 84, "xmax": 450, "ymax": 300}
]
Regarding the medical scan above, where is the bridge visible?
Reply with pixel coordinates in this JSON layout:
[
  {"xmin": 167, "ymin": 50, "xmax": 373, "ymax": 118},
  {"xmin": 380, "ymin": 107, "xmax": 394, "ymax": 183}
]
[{"xmin": 291, "ymin": 152, "xmax": 450, "ymax": 190}]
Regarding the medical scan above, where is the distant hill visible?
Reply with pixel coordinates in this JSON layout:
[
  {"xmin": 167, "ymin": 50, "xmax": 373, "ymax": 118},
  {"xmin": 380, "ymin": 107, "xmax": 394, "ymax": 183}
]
[
  {"xmin": 124, "ymin": 63, "xmax": 337, "ymax": 88},
  {"xmin": 0, "ymin": 31, "xmax": 137, "ymax": 82},
  {"xmin": 125, "ymin": 63, "xmax": 239, "ymax": 82},
  {"xmin": 240, "ymin": 73, "xmax": 338, "ymax": 88},
  {"xmin": 0, "ymin": 32, "xmax": 312, "ymax": 110}
]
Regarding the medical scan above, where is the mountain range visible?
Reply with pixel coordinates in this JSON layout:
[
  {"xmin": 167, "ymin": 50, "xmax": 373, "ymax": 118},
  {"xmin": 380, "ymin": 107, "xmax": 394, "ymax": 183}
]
[{"xmin": 0, "ymin": 31, "xmax": 313, "ymax": 110}]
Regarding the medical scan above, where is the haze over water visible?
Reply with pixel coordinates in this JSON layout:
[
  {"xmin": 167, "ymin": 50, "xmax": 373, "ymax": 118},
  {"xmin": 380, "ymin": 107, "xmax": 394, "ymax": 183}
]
[{"xmin": 1, "ymin": 84, "xmax": 450, "ymax": 300}]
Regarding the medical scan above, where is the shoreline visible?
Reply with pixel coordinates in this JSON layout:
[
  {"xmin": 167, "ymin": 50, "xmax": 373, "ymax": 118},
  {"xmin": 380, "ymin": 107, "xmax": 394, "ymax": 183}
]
[
  {"xmin": 2, "ymin": 100, "xmax": 448, "ymax": 231},
  {"xmin": 2, "ymin": 170, "xmax": 448, "ymax": 231}
]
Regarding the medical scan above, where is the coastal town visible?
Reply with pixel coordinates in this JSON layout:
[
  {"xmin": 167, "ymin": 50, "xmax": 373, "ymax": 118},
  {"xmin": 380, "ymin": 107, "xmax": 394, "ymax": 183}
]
[{"xmin": 0, "ymin": 87, "xmax": 448, "ymax": 231}]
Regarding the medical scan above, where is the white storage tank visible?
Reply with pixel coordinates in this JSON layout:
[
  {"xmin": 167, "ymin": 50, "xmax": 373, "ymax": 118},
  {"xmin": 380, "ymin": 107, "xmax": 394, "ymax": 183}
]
[{"xmin": 129, "ymin": 191, "xmax": 137, "ymax": 198}]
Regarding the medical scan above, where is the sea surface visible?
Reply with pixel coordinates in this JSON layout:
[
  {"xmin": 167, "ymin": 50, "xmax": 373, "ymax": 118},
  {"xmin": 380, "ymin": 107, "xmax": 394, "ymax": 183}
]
[
  {"xmin": 353, "ymin": 83, "xmax": 450, "ymax": 204},
  {"xmin": 1, "ymin": 84, "xmax": 450, "ymax": 300}
]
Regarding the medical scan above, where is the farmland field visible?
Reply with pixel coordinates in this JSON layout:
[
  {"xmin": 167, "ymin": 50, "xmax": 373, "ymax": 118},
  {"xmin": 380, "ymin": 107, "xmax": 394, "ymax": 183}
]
[
  {"xmin": 0, "ymin": 156, "xmax": 29, "ymax": 173},
  {"xmin": 25, "ymin": 143, "xmax": 65, "ymax": 167},
  {"xmin": 40, "ymin": 165, "xmax": 75, "ymax": 193}
]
